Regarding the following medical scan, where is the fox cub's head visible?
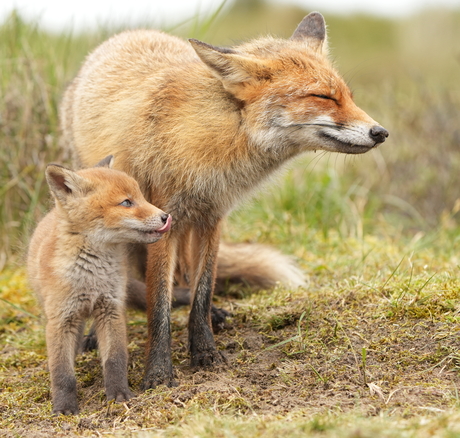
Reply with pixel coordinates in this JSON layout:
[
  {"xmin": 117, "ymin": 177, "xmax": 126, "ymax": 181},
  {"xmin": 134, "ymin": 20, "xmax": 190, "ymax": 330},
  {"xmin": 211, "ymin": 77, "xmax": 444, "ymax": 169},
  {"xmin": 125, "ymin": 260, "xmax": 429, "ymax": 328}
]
[
  {"xmin": 190, "ymin": 12, "xmax": 388, "ymax": 155},
  {"xmin": 45, "ymin": 155, "xmax": 171, "ymax": 244}
]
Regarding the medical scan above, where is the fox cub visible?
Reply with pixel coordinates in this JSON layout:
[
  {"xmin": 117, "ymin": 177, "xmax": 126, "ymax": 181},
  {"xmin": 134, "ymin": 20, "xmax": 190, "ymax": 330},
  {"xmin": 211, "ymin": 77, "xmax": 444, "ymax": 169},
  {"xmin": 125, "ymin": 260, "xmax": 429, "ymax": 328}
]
[{"xmin": 27, "ymin": 156, "xmax": 171, "ymax": 414}]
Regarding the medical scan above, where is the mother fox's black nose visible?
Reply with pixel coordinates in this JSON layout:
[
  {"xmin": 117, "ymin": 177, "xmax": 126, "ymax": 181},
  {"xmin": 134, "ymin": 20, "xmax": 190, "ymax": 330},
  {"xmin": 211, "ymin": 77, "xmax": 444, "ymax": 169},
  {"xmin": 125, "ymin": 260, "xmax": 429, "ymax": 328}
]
[
  {"xmin": 160, "ymin": 213, "xmax": 169, "ymax": 224},
  {"xmin": 369, "ymin": 125, "xmax": 389, "ymax": 143}
]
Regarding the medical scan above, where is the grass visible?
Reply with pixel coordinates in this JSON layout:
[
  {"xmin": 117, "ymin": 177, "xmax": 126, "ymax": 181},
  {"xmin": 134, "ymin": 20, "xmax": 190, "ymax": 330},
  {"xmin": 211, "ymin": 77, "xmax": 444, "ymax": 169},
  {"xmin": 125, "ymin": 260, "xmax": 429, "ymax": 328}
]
[
  {"xmin": 2, "ymin": 231, "xmax": 460, "ymax": 436},
  {"xmin": 1, "ymin": 5, "xmax": 460, "ymax": 264},
  {"xmin": 0, "ymin": 12, "xmax": 107, "ymax": 266},
  {"xmin": 1, "ymin": 0, "xmax": 460, "ymax": 436}
]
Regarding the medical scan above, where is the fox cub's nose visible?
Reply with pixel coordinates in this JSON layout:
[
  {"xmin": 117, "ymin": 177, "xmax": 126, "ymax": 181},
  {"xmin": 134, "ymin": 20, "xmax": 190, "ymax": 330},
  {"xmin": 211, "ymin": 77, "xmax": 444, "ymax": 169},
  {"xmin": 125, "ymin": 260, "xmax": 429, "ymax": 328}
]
[
  {"xmin": 160, "ymin": 213, "xmax": 169, "ymax": 224},
  {"xmin": 369, "ymin": 126, "xmax": 389, "ymax": 144}
]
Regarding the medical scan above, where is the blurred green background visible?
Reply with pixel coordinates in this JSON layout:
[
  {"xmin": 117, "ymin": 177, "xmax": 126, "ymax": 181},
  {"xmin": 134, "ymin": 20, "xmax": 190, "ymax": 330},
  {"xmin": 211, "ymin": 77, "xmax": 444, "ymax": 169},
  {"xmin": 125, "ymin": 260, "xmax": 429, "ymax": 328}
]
[{"xmin": 1, "ymin": 0, "xmax": 459, "ymax": 269}]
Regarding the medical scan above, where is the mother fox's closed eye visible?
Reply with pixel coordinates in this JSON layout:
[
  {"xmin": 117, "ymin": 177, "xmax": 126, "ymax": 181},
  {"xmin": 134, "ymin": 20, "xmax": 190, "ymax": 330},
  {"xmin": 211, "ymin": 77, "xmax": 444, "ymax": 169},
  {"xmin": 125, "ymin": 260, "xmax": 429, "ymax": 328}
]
[{"xmin": 310, "ymin": 94, "xmax": 335, "ymax": 101}]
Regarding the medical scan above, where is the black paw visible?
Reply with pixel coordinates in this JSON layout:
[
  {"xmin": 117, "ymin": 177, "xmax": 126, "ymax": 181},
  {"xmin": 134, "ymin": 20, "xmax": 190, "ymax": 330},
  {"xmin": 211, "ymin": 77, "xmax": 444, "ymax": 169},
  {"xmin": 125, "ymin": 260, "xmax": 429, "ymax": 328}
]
[
  {"xmin": 82, "ymin": 333, "xmax": 98, "ymax": 352},
  {"xmin": 190, "ymin": 347, "xmax": 227, "ymax": 368},
  {"xmin": 211, "ymin": 305, "xmax": 230, "ymax": 333},
  {"xmin": 141, "ymin": 369, "xmax": 177, "ymax": 391}
]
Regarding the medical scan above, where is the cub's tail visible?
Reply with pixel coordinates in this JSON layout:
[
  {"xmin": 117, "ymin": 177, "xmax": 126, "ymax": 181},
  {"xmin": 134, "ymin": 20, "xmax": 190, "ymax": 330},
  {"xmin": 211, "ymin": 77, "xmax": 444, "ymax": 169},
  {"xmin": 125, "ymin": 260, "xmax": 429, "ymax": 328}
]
[{"xmin": 215, "ymin": 242, "xmax": 307, "ymax": 291}]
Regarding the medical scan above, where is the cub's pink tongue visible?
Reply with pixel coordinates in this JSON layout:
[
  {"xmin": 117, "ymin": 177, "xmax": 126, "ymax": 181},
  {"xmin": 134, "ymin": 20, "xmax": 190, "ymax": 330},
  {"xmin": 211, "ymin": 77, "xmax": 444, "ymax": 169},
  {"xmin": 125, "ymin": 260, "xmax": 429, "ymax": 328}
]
[{"xmin": 157, "ymin": 215, "xmax": 172, "ymax": 233}]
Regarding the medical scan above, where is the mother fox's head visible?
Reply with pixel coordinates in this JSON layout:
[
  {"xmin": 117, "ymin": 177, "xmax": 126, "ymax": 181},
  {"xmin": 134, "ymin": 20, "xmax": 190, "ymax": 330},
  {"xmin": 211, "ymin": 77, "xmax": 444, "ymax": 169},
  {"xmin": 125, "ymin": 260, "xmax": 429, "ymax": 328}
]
[{"xmin": 190, "ymin": 12, "xmax": 388, "ymax": 155}]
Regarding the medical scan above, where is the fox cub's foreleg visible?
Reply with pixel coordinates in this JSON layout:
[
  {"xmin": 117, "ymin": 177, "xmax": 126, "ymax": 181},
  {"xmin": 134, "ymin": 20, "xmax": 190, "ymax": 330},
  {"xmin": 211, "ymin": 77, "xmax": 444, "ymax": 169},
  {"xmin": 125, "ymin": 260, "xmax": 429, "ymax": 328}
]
[
  {"xmin": 93, "ymin": 298, "xmax": 134, "ymax": 402},
  {"xmin": 46, "ymin": 314, "xmax": 83, "ymax": 415}
]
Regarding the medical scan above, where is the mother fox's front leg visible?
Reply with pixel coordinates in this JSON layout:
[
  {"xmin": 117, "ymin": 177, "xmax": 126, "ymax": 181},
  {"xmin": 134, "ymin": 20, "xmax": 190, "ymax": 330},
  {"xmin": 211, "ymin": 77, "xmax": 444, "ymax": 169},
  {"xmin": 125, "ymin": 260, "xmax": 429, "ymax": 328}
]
[
  {"xmin": 142, "ymin": 232, "xmax": 178, "ymax": 390},
  {"xmin": 188, "ymin": 221, "xmax": 227, "ymax": 367}
]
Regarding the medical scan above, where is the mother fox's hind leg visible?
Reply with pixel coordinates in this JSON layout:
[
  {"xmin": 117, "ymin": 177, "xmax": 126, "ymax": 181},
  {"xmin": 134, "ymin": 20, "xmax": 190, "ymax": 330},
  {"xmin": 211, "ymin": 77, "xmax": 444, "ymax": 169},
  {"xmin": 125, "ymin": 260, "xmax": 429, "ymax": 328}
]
[{"xmin": 188, "ymin": 221, "xmax": 227, "ymax": 367}]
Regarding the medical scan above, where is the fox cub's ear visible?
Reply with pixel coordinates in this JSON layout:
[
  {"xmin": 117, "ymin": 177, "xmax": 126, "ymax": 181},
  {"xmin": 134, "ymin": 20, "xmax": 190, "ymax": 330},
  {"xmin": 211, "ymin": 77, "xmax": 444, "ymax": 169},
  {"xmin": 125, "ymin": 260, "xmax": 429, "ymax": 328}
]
[
  {"xmin": 291, "ymin": 11, "xmax": 328, "ymax": 55},
  {"xmin": 46, "ymin": 165, "xmax": 92, "ymax": 203},
  {"xmin": 189, "ymin": 39, "xmax": 271, "ymax": 99},
  {"xmin": 93, "ymin": 155, "xmax": 114, "ymax": 168}
]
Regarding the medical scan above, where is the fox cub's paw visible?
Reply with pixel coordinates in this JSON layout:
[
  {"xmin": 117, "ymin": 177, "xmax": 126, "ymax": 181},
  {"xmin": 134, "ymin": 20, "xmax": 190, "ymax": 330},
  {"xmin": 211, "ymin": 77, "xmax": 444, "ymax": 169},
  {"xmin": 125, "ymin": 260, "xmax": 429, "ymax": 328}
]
[
  {"xmin": 53, "ymin": 400, "xmax": 79, "ymax": 416},
  {"xmin": 106, "ymin": 386, "xmax": 135, "ymax": 403}
]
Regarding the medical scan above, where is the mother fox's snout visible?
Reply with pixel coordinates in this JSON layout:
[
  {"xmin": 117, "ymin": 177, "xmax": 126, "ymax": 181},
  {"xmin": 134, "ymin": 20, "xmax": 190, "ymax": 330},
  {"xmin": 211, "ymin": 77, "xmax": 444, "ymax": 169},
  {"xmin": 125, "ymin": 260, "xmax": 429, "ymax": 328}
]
[{"xmin": 369, "ymin": 125, "xmax": 389, "ymax": 144}]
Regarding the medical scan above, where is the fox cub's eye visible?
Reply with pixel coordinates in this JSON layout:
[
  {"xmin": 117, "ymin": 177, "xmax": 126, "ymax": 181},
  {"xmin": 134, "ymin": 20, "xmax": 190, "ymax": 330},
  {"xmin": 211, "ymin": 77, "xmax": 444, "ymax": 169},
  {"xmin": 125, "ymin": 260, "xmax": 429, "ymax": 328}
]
[{"xmin": 119, "ymin": 199, "xmax": 133, "ymax": 207}]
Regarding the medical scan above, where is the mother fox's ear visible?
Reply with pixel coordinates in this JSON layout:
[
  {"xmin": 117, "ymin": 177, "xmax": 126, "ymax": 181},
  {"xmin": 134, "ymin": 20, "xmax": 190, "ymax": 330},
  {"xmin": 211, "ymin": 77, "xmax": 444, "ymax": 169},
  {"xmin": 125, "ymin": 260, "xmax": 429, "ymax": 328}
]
[
  {"xmin": 45, "ymin": 164, "xmax": 92, "ymax": 204},
  {"xmin": 291, "ymin": 11, "xmax": 328, "ymax": 55},
  {"xmin": 189, "ymin": 39, "xmax": 272, "ymax": 99}
]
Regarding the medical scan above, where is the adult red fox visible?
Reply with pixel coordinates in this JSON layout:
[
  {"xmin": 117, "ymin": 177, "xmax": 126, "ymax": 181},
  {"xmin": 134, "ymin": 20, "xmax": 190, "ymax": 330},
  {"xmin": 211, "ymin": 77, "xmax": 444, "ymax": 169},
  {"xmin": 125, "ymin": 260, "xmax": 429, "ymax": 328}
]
[
  {"xmin": 27, "ymin": 156, "xmax": 171, "ymax": 414},
  {"xmin": 60, "ymin": 12, "xmax": 388, "ymax": 389}
]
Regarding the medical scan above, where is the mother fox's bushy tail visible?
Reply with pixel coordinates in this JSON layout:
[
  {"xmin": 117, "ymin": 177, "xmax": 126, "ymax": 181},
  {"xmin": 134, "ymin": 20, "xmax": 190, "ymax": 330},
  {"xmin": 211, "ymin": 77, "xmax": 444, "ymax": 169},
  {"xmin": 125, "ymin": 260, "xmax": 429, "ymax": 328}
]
[{"xmin": 215, "ymin": 242, "xmax": 306, "ymax": 291}]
